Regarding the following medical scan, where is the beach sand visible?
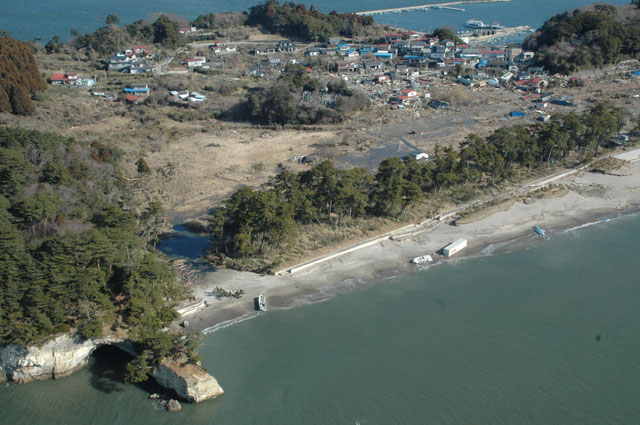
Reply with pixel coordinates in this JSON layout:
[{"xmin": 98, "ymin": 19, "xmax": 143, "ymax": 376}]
[{"xmin": 177, "ymin": 151, "xmax": 640, "ymax": 334}]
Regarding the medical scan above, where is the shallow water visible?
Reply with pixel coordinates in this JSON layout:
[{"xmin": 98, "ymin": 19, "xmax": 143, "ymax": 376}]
[{"xmin": 2, "ymin": 213, "xmax": 639, "ymax": 424}]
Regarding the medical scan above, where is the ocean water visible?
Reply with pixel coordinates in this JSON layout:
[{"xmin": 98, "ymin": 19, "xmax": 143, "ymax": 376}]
[
  {"xmin": 0, "ymin": 0, "xmax": 630, "ymax": 43},
  {"xmin": 2, "ymin": 212, "xmax": 639, "ymax": 424}
]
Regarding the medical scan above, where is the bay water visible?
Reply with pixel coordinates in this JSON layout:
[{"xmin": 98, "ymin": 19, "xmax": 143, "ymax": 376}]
[
  {"xmin": 2, "ymin": 213, "xmax": 639, "ymax": 424},
  {"xmin": 1, "ymin": 0, "xmax": 630, "ymax": 43}
]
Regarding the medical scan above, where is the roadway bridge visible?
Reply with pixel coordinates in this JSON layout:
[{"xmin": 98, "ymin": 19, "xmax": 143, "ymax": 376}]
[{"xmin": 355, "ymin": 0, "xmax": 510, "ymax": 16}]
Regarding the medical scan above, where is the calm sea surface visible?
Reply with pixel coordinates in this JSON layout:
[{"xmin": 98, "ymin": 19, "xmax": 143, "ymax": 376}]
[
  {"xmin": 2, "ymin": 213, "xmax": 639, "ymax": 424},
  {"xmin": 0, "ymin": 0, "xmax": 630, "ymax": 42}
]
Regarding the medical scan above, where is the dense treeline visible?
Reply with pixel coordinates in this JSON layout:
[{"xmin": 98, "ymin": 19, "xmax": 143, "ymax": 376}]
[
  {"xmin": 246, "ymin": 64, "xmax": 369, "ymax": 124},
  {"xmin": 247, "ymin": 0, "xmax": 374, "ymax": 42},
  {"xmin": 0, "ymin": 127, "xmax": 194, "ymax": 379},
  {"xmin": 209, "ymin": 104, "xmax": 628, "ymax": 268},
  {"xmin": 192, "ymin": 11, "xmax": 248, "ymax": 30},
  {"xmin": 72, "ymin": 14, "xmax": 184, "ymax": 56},
  {"xmin": 524, "ymin": 4, "xmax": 640, "ymax": 73},
  {"xmin": 0, "ymin": 36, "xmax": 47, "ymax": 115}
]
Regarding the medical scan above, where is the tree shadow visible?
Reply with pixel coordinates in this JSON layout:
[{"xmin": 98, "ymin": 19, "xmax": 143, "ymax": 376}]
[{"xmin": 89, "ymin": 345, "xmax": 173, "ymax": 397}]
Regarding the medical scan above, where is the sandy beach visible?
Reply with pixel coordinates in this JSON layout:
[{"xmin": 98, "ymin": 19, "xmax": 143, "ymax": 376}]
[{"xmin": 177, "ymin": 149, "xmax": 640, "ymax": 334}]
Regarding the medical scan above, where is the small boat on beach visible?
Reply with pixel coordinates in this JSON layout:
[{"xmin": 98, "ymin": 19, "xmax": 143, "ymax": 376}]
[
  {"xmin": 533, "ymin": 225, "xmax": 545, "ymax": 236},
  {"xmin": 411, "ymin": 254, "xmax": 433, "ymax": 264},
  {"xmin": 256, "ymin": 294, "xmax": 266, "ymax": 311}
]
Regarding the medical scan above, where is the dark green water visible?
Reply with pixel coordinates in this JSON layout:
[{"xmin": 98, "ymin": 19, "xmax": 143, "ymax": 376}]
[{"xmin": 2, "ymin": 214, "xmax": 640, "ymax": 424}]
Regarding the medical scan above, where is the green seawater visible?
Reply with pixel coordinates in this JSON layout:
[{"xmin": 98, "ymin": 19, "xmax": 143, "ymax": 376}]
[{"xmin": 2, "ymin": 214, "xmax": 640, "ymax": 424}]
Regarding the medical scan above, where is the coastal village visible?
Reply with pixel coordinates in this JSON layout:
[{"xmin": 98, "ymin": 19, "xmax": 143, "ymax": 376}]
[
  {"xmin": 2, "ymin": 1, "xmax": 640, "ymax": 417},
  {"xmin": 46, "ymin": 25, "xmax": 574, "ymax": 115}
]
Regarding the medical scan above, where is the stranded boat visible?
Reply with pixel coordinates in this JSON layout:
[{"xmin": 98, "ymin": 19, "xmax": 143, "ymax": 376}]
[
  {"xmin": 533, "ymin": 225, "xmax": 545, "ymax": 236},
  {"xmin": 257, "ymin": 294, "xmax": 266, "ymax": 311},
  {"xmin": 465, "ymin": 19, "xmax": 485, "ymax": 29},
  {"xmin": 411, "ymin": 255, "xmax": 433, "ymax": 264},
  {"xmin": 465, "ymin": 19, "xmax": 503, "ymax": 30}
]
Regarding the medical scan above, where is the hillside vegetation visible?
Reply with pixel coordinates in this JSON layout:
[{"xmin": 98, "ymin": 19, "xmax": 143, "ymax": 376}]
[
  {"xmin": 524, "ymin": 3, "xmax": 640, "ymax": 73},
  {"xmin": 246, "ymin": 0, "xmax": 375, "ymax": 42},
  {"xmin": 0, "ymin": 36, "xmax": 47, "ymax": 115},
  {"xmin": 0, "ymin": 127, "xmax": 196, "ymax": 381}
]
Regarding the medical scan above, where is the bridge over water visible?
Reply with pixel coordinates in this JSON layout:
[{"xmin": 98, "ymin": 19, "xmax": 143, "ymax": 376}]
[{"xmin": 355, "ymin": 0, "xmax": 510, "ymax": 16}]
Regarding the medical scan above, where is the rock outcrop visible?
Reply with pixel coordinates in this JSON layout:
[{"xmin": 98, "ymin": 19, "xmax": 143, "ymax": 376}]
[
  {"xmin": 0, "ymin": 334, "xmax": 223, "ymax": 404},
  {"xmin": 167, "ymin": 399, "xmax": 182, "ymax": 412},
  {"xmin": 152, "ymin": 359, "xmax": 224, "ymax": 403},
  {"xmin": 0, "ymin": 334, "xmax": 127, "ymax": 383}
]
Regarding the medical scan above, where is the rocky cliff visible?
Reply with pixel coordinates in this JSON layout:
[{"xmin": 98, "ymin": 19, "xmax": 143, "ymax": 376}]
[
  {"xmin": 152, "ymin": 359, "xmax": 224, "ymax": 403},
  {"xmin": 0, "ymin": 334, "xmax": 223, "ymax": 403},
  {"xmin": 0, "ymin": 333, "xmax": 126, "ymax": 383}
]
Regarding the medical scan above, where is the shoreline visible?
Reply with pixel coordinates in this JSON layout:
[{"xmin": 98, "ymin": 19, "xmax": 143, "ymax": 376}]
[{"xmin": 175, "ymin": 154, "xmax": 640, "ymax": 335}]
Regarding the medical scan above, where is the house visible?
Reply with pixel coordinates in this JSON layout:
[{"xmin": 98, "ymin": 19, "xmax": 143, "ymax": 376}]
[
  {"xmin": 410, "ymin": 42, "xmax": 428, "ymax": 55},
  {"xmin": 181, "ymin": 57, "xmax": 206, "ymax": 68},
  {"xmin": 375, "ymin": 75, "xmax": 390, "ymax": 83},
  {"xmin": 131, "ymin": 45, "xmax": 153, "ymax": 58},
  {"xmin": 406, "ymin": 31, "xmax": 422, "ymax": 41},
  {"xmin": 401, "ymin": 89, "xmax": 418, "ymax": 98},
  {"xmin": 359, "ymin": 46, "xmax": 376, "ymax": 54},
  {"xmin": 392, "ymin": 95, "xmax": 410, "ymax": 105},
  {"xmin": 266, "ymin": 57, "xmax": 281, "ymax": 67},
  {"xmin": 335, "ymin": 61, "xmax": 358, "ymax": 72},
  {"xmin": 385, "ymin": 33, "xmax": 404, "ymax": 44},
  {"xmin": 210, "ymin": 42, "xmax": 237, "ymax": 54},
  {"xmin": 404, "ymin": 55, "xmax": 429, "ymax": 67},
  {"xmin": 362, "ymin": 60, "xmax": 384, "ymax": 71},
  {"xmin": 108, "ymin": 55, "xmax": 131, "ymax": 70},
  {"xmin": 518, "ymin": 51, "xmax": 535, "ymax": 62},
  {"xmin": 49, "ymin": 73, "xmax": 77, "ymax": 85},
  {"xmin": 337, "ymin": 43, "xmax": 351, "ymax": 54},
  {"xmin": 479, "ymin": 49, "xmax": 506, "ymax": 60},
  {"xmin": 125, "ymin": 62, "xmax": 154, "ymax": 74},
  {"xmin": 252, "ymin": 46, "xmax": 277, "ymax": 55},
  {"xmin": 459, "ymin": 48, "xmax": 480, "ymax": 59},
  {"xmin": 526, "ymin": 77, "xmax": 546, "ymax": 90},
  {"xmin": 178, "ymin": 26, "xmax": 196, "ymax": 34},
  {"xmin": 430, "ymin": 46, "xmax": 448, "ymax": 60},
  {"xmin": 125, "ymin": 94, "xmax": 139, "ymax": 104},
  {"xmin": 189, "ymin": 92, "xmax": 207, "ymax": 102},
  {"xmin": 375, "ymin": 52, "xmax": 393, "ymax": 60},
  {"xmin": 319, "ymin": 48, "xmax": 336, "ymax": 56},
  {"xmin": 248, "ymin": 65, "xmax": 265, "ymax": 77},
  {"xmin": 485, "ymin": 59, "xmax": 508, "ymax": 69},
  {"xmin": 305, "ymin": 47, "xmax": 320, "ymax": 57},
  {"xmin": 124, "ymin": 85, "xmax": 150, "ymax": 95},
  {"xmin": 49, "ymin": 73, "xmax": 94, "ymax": 87},
  {"xmin": 346, "ymin": 49, "xmax": 360, "ymax": 58},
  {"xmin": 277, "ymin": 40, "xmax": 297, "ymax": 52}
]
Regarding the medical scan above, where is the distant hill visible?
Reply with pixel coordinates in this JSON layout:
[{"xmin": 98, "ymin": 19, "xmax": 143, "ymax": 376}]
[
  {"xmin": 0, "ymin": 35, "xmax": 47, "ymax": 115},
  {"xmin": 245, "ymin": 0, "xmax": 375, "ymax": 42},
  {"xmin": 524, "ymin": 3, "xmax": 640, "ymax": 74}
]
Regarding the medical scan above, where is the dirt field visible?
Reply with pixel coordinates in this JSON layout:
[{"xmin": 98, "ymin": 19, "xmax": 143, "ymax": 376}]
[{"xmin": 2, "ymin": 56, "xmax": 639, "ymax": 221}]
